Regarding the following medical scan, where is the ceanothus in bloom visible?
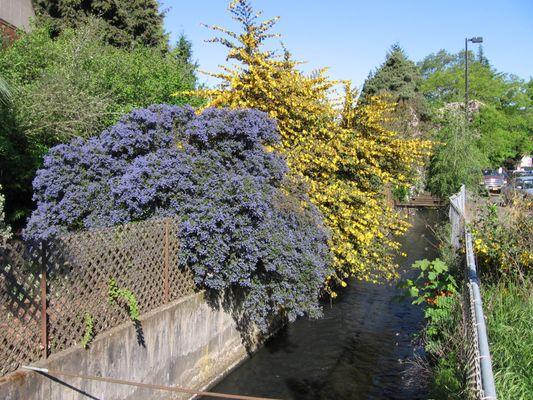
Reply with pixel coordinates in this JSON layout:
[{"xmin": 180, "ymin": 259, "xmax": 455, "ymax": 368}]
[{"xmin": 25, "ymin": 105, "xmax": 331, "ymax": 329}]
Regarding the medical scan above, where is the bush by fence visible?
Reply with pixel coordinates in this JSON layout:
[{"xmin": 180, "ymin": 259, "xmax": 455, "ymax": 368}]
[
  {"xmin": 24, "ymin": 105, "xmax": 332, "ymax": 333},
  {"xmin": 0, "ymin": 217, "xmax": 194, "ymax": 376}
]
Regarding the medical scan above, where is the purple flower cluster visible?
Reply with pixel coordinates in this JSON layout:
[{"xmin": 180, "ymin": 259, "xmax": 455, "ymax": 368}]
[{"xmin": 25, "ymin": 105, "xmax": 331, "ymax": 329}]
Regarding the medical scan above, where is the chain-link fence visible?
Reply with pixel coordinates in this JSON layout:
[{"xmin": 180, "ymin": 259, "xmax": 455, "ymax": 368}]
[
  {"xmin": 0, "ymin": 218, "xmax": 195, "ymax": 377},
  {"xmin": 449, "ymin": 186, "xmax": 497, "ymax": 400}
]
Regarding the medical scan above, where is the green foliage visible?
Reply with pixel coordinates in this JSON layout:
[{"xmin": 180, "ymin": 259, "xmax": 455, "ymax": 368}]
[
  {"xmin": 435, "ymin": 222, "xmax": 460, "ymax": 273},
  {"xmin": 471, "ymin": 195, "xmax": 533, "ymax": 399},
  {"xmin": 427, "ymin": 111, "xmax": 486, "ymax": 197},
  {"xmin": 419, "ymin": 50, "xmax": 527, "ymax": 107},
  {"xmin": 391, "ymin": 185, "xmax": 409, "ymax": 201},
  {"xmin": 361, "ymin": 44, "xmax": 428, "ymax": 137},
  {"xmin": 427, "ymin": 297, "xmax": 466, "ymax": 400},
  {"xmin": 472, "ymin": 197, "xmax": 532, "ymax": 281},
  {"xmin": 475, "ymin": 104, "xmax": 533, "ymax": 167},
  {"xmin": 403, "ymin": 257, "xmax": 464, "ymax": 398},
  {"xmin": 80, "ymin": 313, "xmax": 95, "ymax": 349},
  {"xmin": 419, "ymin": 49, "xmax": 532, "ymax": 167},
  {"xmin": 0, "ymin": 22, "xmax": 199, "ymax": 227},
  {"xmin": 1, "ymin": 22, "xmax": 198, "ymax": 143},
  {"xmin": 108, "ymin": 278, "xmax": 140, "ymax": 322},
  {"xmin": 362, "ymin": 44, "xmax": 423, "ymax": 104},
  {"xmin": 33, "ymin": 0, "xmax": 167, "ymax": 49},
  {"xmin": 483, "ymin": 278, "xmax": 533, "ymax": 400},
  {"xmin": 403, "ymin": 258, "xmax": 458, "ymax": 337}
]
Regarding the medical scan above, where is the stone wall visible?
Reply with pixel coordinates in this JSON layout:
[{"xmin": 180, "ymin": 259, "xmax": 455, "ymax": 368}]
[{"xmin": 0, "ymin": 291, "xmax": 257, "ymax": 400}]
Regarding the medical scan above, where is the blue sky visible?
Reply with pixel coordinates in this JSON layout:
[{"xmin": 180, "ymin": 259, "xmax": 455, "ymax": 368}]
[{"xmin": 161, "ymin": 0, "xmax": 533, "ymax": 90}]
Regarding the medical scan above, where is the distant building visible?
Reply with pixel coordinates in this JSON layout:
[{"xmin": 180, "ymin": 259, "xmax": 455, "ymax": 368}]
[
  {"xmin": 516, "ymin": 155, "xmax": 532, "ymax": 171},
  {"xmin": 0, "ymin": 0, "xmax": 35, "ymax": 45}
]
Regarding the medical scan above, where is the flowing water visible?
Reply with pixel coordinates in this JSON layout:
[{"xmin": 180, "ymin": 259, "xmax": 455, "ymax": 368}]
[{"xmin": 206, "ymin": 209, "xmax": 440, "ymax": 400}]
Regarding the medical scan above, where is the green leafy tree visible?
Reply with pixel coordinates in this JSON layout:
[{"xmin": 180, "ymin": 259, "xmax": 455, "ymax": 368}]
[
  {"xmin": 475, "ymin": 104, "xmax": 533, "ymax": 167},
  {"xmin": 33, "ymin": 0, "xmax": 167, "ymax": 49},
  {"xmin": 420, "ymin": 49, "xmax": 532, "ymax": 167},
  {"xmin": 427, "ymin": 110, "xmax": 487, "ymax": 197},
  {"xmin": 419, "ymin": 50, "xmax": 528, "ymax": 108}
]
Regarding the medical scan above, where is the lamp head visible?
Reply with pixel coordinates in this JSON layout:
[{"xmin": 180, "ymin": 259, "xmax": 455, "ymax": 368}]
[{"xmin": 470, "ymin": 37, "xmax": 483, "ymax": 43}]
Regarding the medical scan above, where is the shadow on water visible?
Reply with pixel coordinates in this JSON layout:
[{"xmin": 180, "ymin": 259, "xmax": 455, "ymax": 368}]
[{"xmin": 204, "ymin": 209, "xmax": 442, "ymax": 400}]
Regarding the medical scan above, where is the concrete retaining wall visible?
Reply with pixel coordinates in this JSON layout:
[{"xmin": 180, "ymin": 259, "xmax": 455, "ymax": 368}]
[{"xmin": 0, "ymin": 291, "xmax": 257, "ymax": 400}]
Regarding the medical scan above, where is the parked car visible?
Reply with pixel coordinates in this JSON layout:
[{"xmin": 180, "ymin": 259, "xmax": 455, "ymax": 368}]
[
  {"xmin": 503, "ymin": 176, "xmax": 533, "ymax": 204},
  {"xmin": 481, "ymin": 169, "xmax": 508, "ymax": 194},
  {"xmin": 511, "ymin": 169, "xmax": 533, "ymax": 179}
]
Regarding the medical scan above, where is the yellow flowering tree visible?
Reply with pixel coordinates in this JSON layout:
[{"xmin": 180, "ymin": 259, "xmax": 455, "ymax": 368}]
[{"xmin": 189, "ymin": 0, "xmax": 432, "ymax": 288}]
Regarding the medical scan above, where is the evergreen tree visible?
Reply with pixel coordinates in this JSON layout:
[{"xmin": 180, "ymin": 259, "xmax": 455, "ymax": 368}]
[
  {"xmin": 361, "ymin": 44, "xmax": 423, "ymax": 104},
  {"xmin": 477, "ymin": 45, "xmax": 490, "ymax": 66},
  {"xmin": 32, "ymin": 0, "xmax": 167, "ymax": 49},
  {"xmin": 361, "ymin": 44, "xmax": 428, "ymax": 138},
  {"xmin": 174, "ymin": 34, "xmax": 193, "ymax": 64}
]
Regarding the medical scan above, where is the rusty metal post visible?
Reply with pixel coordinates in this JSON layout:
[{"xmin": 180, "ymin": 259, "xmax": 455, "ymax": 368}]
[
  {"xmin": 40, "ymin": 241, "xmax": 48, "ymax": 359},
  {"xmin": 163, "ymin": 219, "xmax": 170, "ymax": 302}
]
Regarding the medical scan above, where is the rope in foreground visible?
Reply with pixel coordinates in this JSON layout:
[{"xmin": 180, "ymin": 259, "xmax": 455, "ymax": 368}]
[{"xmin": 22, "ymin": 366, "xmax": 282, "ymax": 400}]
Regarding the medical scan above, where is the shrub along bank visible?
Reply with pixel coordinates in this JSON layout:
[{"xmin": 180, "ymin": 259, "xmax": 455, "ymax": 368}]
[
  {"xmin": 405, "ymin": 197, "xmax": 532, "ymax": 399},
  {"xmin": 25, "ymin": 105, "xmax": 332, "ymax": 331},
  {"xmin": 0, "ymin": 21, "xmax": 199, "ymax": 227}
]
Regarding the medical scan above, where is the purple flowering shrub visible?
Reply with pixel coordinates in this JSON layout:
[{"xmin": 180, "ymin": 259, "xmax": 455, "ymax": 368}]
[{"xmin": 25, "ymin": 105, "xmax": 331, "ymax": 330}]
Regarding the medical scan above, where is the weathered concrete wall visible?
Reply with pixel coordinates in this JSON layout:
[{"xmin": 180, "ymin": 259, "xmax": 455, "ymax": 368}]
[
  {"xmin": 0, "ymin": 0, "xmax": 35, "ymax": 31},
  {"xmin": 0, "ymin": 291, "xmax": 257, "ymax": 400}
]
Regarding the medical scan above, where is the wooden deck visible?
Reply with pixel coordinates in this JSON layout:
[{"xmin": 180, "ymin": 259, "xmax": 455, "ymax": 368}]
[{"xmin": 394, "ymin": 193, "xmax": 445, "ymax": 208}]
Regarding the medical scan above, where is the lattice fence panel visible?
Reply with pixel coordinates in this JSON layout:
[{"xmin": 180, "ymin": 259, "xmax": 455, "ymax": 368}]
[
  {"xmin": 0, "ymin": 241, "xmax": 43, "ymax": 376},
  {"xmin": 166, "ymin": 219, "xmax": 195, "ymax": 301},
  {"xmin": 0, "ymin": 217, "xmax": 195, "ymax": 376}
]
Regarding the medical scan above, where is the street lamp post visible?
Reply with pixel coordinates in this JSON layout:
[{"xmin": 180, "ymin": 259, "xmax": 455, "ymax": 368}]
[{"xmin": 465, "ymin": 36, "xmax": 483, "ymax": 119}]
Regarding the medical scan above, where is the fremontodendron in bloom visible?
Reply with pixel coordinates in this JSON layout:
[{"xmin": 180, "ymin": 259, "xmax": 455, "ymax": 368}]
[{"xmin": 25, "ymin": 105, "xmax": 331, "ymax": 330}]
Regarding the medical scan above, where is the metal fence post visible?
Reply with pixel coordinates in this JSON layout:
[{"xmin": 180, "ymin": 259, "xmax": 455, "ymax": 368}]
[
  {"xmin": 40, "ymin": 241, "xmax": 48, "ymax": 359},
  {"xmin": 163, "ymin": 219, "xmax": 170, "ymax": 302}
]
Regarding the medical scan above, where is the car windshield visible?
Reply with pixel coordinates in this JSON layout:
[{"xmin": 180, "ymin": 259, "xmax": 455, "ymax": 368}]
[{"xmin": 483, "ymin": 169, "xmax": 506, "ymax": 176}]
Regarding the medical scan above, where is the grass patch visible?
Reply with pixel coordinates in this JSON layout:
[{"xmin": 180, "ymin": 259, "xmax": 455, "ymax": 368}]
[{"xmin": 482, "ymin": 277, "xmax": 533, "ymax": 400}]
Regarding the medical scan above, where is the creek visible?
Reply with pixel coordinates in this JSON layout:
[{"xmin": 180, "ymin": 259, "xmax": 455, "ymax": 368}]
[{"xmin": 206, "ymin": 209, "xmax": 440, "ymax": 400}]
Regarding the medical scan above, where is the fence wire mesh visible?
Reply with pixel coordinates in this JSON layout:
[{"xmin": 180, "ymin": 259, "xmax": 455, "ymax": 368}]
[
  {"xmin": 449, "ymin": 186, "xmax": 497, "ymax": 400},
  {"xmin": 0, "ymin": 218, "xmax": 195, "ymax": 376},
  {"xmin": 464, "ymin": 282, "xmax": 484, "ymax": 399}
]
